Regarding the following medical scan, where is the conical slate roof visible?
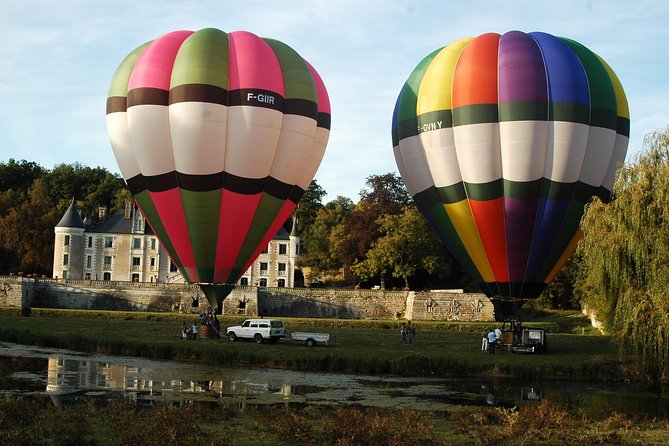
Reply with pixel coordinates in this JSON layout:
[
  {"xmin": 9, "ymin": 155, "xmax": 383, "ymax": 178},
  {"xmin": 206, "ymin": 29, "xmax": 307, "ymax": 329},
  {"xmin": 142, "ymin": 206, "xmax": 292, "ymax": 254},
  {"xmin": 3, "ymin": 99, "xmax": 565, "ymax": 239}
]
[{"xmin": 55, "ymin": 200, "xmax": 86, "ymax": 229}]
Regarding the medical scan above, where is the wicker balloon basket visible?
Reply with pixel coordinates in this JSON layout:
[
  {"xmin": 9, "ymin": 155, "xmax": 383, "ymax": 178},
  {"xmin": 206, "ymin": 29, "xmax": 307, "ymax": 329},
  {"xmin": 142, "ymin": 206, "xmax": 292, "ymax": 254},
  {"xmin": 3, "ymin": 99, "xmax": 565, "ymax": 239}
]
[{"xmin": 199, "ymin": 324, "xmax": 220, "ymax": 339}]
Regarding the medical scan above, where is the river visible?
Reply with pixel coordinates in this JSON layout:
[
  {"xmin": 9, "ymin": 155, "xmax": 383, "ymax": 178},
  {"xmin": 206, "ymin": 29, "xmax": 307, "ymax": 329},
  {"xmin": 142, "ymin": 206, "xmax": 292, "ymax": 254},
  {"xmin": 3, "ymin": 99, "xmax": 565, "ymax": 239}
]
[{"xmin": 1, "ymin": 341, "xmax": 667, "ymax": 417}]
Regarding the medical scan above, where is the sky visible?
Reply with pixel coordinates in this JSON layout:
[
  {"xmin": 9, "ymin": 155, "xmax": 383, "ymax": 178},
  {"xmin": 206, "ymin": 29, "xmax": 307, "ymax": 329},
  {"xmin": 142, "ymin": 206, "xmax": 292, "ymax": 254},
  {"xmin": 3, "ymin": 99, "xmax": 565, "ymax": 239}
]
[{"xmin": 0, "ymin": 0, "xmax": 667, "ymax": 203}]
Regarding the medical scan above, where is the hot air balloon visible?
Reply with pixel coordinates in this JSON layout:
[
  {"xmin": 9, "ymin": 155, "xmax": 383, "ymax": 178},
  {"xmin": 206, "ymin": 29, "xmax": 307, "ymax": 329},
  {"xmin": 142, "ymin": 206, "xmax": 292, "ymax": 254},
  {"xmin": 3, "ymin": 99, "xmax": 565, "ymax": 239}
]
[
  {"xmin": 106, "ymin": 28, "xmax": 331, "ymax": 312},
  {"xmin": 392, "ymin": 31, "xmax": 628, "ymax": 307}
]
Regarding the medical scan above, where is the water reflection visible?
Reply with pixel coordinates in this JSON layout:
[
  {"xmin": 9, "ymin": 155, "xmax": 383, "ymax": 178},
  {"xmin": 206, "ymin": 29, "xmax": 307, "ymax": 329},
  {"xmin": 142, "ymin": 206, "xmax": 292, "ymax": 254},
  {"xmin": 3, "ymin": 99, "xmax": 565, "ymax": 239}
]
[
  {"xmin": 1, "ymin": 342, "xmax": 668, "ymax": 418},
  {"xmin": 45, "ymin": 354, "xmax": 293, "ymax": 408}
]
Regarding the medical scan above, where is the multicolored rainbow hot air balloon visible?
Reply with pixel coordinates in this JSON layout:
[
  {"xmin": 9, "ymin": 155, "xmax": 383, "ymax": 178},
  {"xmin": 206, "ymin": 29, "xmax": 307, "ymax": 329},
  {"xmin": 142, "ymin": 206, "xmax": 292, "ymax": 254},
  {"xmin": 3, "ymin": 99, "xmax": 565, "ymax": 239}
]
[
  {"xmin": 106, "ymin": 28, "xmax": 331, "ymax": 311},
  {"xmin": 392, "ymin": 31, "xmax": 628, "ymax": 302}
]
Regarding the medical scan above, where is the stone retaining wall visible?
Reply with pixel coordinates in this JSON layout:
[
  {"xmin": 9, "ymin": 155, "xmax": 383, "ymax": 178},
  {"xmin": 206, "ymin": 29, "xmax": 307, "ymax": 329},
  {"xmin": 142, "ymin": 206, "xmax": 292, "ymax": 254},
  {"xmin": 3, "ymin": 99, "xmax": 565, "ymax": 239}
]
[{"xmin": 0, "ymin": 276, "xmax": 494, "ymax": 322}]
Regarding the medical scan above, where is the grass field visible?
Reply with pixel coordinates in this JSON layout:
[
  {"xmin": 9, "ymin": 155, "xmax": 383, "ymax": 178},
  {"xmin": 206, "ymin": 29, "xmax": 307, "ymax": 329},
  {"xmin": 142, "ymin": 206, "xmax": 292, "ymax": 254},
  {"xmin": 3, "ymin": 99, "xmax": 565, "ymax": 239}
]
[
  {"xmin": 0, "ymin": 307, "xmax": 636, "ymax": 381},
  {"xmin": 2, "ymin": 307, "xmax": 667, "ymax": 445}
]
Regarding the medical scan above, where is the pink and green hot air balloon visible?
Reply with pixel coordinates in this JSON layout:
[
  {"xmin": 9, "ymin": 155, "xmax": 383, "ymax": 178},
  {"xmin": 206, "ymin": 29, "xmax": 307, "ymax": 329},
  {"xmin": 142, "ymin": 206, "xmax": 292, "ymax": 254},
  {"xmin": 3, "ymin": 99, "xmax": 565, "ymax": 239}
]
[
  {"xmin": 106, "ymin": 28, "xmax": 331, "ymax": 311},
  {"xmin": 392, "ymin": 31, "xmax": 628, "ymax": 307}
]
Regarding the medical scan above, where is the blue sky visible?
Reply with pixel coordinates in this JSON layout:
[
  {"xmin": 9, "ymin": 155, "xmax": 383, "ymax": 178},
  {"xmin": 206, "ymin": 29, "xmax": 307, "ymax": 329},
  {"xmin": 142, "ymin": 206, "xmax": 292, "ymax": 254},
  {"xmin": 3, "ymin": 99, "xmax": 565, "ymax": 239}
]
[{"xmin": 1, "ymin": 0, "xmax": 667, "ymax": 202}]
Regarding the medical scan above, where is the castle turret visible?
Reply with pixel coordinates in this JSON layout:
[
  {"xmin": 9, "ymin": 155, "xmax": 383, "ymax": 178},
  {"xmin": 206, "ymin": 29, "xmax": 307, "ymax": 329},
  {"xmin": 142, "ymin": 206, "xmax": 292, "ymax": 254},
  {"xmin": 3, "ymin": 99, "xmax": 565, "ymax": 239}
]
[{"xmin": 53, "ymin": 199, "xmax": 86, "ymax": 280}]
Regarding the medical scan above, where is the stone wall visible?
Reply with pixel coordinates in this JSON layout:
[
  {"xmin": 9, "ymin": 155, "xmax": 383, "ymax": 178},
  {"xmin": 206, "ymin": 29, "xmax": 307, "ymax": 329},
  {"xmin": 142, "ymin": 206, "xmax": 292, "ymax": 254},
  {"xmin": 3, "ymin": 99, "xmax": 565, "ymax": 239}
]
[
  {"xmin": 257, "ymin": 288, "xmax": 409, "ymax": 319},
  {"xmin": 409, "ymin": 291, "xmax": 495, "ymax": 321},
  {"xmin": 0, "ymin": 276, "xmax": 494, "ymax": 322}
]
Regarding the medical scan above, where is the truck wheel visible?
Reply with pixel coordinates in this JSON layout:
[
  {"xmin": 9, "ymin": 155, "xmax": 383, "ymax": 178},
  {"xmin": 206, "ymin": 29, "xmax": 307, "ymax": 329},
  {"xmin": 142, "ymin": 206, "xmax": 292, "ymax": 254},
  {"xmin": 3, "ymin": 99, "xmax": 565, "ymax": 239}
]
[
  {"xmin": 228, "ymin": 332, "xmax": 237, "ymax": 342},
  {"xmin": 254, "ymin": 334, "xmax": 263, "ymax": 344},
  {"xmin": 306, "ymin": 338, "xmax": 316, "ymax": 347}
]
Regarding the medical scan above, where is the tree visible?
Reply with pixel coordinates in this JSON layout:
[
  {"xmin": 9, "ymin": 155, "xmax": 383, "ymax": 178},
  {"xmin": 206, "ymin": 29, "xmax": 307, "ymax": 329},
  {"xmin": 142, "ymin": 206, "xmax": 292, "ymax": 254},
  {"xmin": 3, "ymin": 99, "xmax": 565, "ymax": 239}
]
[
  {"xmin": 340, "ymin": 173, "xmax": 411, "ymax": 274},
  {"xmin": 0, "ymin": 159, "xmax": 45, "ymax": 199},
  {"xmin": 0, "ymin": 178, "xmax": 62, "ymax": 274},
  {"xmin": 295, "ymin": 180, "xmax": 326, "ymax": 241},
  {"xmin": 536, "ymin": 255, "xmax": 581, "ymax": 310},
  {"xmin": 298, "ymin": 196, "xmax": 354, "ymax": 274},
  {"xmin": 358, "ymin": 172, "xmax": 410, "ymax": 214},
  {"xmin": 0, "ymin": 161, "xmax": 128, "ymax": 275},
  {"xmin": 351, "ymin": 206, "xmax": 453, "ymax": 289},
  {"xmin": 576, "ymin": 126, "xmax": 669, "ymax": 378}
]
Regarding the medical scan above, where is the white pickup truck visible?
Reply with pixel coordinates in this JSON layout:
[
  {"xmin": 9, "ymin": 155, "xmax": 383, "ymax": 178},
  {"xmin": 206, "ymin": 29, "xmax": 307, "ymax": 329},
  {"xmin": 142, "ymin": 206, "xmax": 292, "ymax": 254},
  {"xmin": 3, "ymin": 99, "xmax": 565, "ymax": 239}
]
[
  {"xmin": 291, "ymin": 331, "xmax": 330, "ymax": 347},
  {"xmin": 226, "ymin": 319, "xmax": 286, "ymax": 344}
]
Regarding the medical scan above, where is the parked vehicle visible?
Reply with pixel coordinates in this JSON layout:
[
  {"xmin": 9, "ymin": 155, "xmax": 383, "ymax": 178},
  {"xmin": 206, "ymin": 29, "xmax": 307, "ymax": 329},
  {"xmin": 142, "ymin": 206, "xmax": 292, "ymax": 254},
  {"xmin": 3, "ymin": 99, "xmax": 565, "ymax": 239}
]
[
  {"xmin": 226, "ymin": 319, "xmax": 286, "ymax": 344},
  {"xmin": 291, "ymin": 331, "xmax": 330, "ymax": 347},
  {"xmin": 510, "ymin": 327, "xmax": 547, "ymax": 354}
]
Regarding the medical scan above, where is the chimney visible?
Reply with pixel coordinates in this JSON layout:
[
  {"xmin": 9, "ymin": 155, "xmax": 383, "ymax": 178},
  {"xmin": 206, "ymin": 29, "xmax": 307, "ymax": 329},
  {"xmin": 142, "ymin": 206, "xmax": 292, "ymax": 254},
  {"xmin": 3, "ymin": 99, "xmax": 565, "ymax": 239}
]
[
  {"xmin": 98, "ymin": 206, "xmax": 108, "ymax": 222},
  {"xmin": 124, "ymin": 199, "xmax": 132, "ymax": 219}
]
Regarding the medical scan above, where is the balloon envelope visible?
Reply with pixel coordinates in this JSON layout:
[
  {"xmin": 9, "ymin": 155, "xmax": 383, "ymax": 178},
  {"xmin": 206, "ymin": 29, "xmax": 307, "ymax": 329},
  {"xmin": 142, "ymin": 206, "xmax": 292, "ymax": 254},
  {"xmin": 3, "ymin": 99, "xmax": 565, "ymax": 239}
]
[
  {"xmin": 392, "ymin": 31, "xmax": 628, "ymax": 300},
  {"xmin": 106, "ymin": 28, "xmax": 331, "ymax": 307}
]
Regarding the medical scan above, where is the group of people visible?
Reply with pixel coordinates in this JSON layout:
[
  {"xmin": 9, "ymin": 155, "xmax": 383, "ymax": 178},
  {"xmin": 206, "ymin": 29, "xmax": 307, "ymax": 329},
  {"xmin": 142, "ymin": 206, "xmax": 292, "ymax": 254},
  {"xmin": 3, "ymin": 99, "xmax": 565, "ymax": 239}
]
[
  {"xmin": 400, "ymin": 321, "xmax": 417, "ymax": 344},
  {"xmin": 482, "ymin": 327, "xmax": 502, "ymax": 353},
  {"xmin": 180, "ymin": 310, "xmax": 221, "ymax": 340},
  {"xmin": 482, "ymin": 320, "xmax": 522, "ymax": 353},
  {"xmin": 181, "ymin": 322, "xmax": 199, "ymax": 340}
]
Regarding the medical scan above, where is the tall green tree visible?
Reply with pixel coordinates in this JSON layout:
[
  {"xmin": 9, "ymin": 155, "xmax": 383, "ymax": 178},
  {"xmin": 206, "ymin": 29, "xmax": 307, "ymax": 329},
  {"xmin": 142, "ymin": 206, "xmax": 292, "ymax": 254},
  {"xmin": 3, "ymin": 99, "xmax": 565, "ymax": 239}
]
[
  {"xmin": 0, "ymin": 159, "xmax": 45, "ymax": 198},
  {"xmin": 576, "ymin": 127, "xmax": 669, "ymax": 378},
  {"xmin": 295, "ymin": 180, "xmax": 326, "ymax": 242},
  {"xmin": 340, "ymin": 173, "xmax": 410, "ymax": 273},
  {"xmin": 351, "ymin": 206, "xmax": 453, "ymax": 289},
  {"xmin": 0, "ymin": 178, "xmax": 62, "ymax": 274},
  {"xmin": 298, "ymin": 195, "xmax": 354, "ymax": 275}
]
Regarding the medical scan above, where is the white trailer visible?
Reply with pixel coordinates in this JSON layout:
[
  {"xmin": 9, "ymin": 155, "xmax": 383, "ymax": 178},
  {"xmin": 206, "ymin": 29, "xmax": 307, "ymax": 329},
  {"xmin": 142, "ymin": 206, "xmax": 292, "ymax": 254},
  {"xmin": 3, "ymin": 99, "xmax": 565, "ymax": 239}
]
[{"xmin": 290, "ymin": 331, "xmax": 330, "ymax": 347}]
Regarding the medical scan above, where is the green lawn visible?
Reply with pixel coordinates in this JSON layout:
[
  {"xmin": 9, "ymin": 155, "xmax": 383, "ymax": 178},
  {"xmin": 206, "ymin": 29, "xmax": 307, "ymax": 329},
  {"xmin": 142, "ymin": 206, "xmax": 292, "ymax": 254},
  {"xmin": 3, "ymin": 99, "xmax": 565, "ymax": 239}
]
[{"xmin": 0, "ymin": 308, "xmax": 632, "ymax": 381}]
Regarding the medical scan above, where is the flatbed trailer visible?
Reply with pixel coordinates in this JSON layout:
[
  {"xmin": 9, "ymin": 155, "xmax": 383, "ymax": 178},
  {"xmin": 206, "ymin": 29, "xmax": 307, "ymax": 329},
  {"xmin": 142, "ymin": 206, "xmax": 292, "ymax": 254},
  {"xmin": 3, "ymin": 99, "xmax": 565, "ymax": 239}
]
[{"xmin": 290, "ymin": 331, "xmax": 330, "ymax": 347}]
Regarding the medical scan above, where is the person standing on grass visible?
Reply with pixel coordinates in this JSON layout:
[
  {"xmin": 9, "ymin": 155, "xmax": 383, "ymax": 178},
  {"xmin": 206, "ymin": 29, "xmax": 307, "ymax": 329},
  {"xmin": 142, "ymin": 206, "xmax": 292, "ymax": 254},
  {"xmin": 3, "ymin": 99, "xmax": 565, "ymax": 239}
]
[
  {"xmin": 408, "ymin": 321, "xmax": 416, "ymax": 345},
  {"xmin": 401, "ymin": 323, "xmax": 407, "ymax": 343},
  {"xmin": 481, "ymin": 330, "xmax": 488, "ymax": 352},
  {"xmin": 192, "ymin": 321, "xmax": 199, "ymax": 340},
  {"xmin": 487, "ymin": 329, "xmax": 497, "ymax": 353}
]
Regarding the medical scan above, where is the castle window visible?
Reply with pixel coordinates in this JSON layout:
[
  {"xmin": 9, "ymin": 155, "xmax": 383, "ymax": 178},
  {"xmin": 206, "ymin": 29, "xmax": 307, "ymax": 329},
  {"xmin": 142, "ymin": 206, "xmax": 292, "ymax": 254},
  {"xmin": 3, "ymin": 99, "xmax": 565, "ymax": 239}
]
[
  {"xmin": 64, "ymin": 235, "xmax": 70, "ymax": 246},
  {"xmin": 103, "ymin": 272, "xmax": 111, "ymax": 281},
  {"xmin": 260, "ymin": 262, "xmax": 268, "ymax": 275},
  {"xmin": 278, "ymin": 263, "xmax": 286, "ymax": 276},
  {"xmin": 87, "ymin": 236, "xmax": 93, "ymax": 248},
  {"xmin": 169, "ymin": 260, "xmax": 178, "ymax": 272},
  {"xmin": 240, "ymin": 277, "xmax": 249, "ymax": 286},
  {"xmin": 132, "ymin": 257, "xmax": 141, "ymax": 270},
  {"xmin": 63, "ymin": 254, "xmax": 69, "ymax": 266},
  {"xmin": 103, "ymin": 256, "xmax": 112, "ymax": 269},
  {"xmin": 150, "ymin": 257, "xmax": 156, "ymax": 269},
  {"xmin": 259, "ymin": 278, "xmax": 267, "ymax": 287},
  {"xmin": 278, "ymin": 279, "xmax": 286, "ymax": 288},
  {"xmin": 104, "ymin": 237, "xmax": 113, "ymax": 248},
  {"xmin": 133, "ymin": 238, "xmax": 141, "ymax": 249},
  {"xmin": 86, "ymin": 255, "xmax": 92, "ymax": 268},
  {"xmin": 279, "ymin": 244, "xmax": 287, "ymax": 255},
  {"xmin": 150, "ymin": 238, "xmax": 156, "ymax": 250}
]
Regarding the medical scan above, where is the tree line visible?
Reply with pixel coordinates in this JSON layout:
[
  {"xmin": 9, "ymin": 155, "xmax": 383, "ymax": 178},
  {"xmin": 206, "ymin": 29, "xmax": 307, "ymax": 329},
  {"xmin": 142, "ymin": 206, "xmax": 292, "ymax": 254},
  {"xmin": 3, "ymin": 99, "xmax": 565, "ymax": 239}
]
[
  {"xmin": 0, "ymin": 160, "xmax": 130, "ymax": 275},
  {"xmin": 0, "ymin": 160, "xmax": 465, "ymax": 291}
]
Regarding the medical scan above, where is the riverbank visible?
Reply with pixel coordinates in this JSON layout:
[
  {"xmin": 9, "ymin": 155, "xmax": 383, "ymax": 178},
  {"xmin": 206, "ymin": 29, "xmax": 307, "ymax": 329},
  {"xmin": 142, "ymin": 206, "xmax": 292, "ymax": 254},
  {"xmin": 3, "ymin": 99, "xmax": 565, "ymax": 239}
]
[{"xmin": 0, "ymin": 307, "xmax": 644, "ymax": 383}]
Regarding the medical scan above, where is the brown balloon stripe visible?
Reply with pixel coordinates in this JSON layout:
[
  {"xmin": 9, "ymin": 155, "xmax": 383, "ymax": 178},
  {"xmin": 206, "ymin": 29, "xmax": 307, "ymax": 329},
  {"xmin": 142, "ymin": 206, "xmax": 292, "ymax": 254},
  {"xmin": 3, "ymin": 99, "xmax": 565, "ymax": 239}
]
[
  {"xmin": 317, "ymin": 111, "xmax": 331, "ymax": 130},
  {"xmin": 106, "ymin": 96, "xmax": 127, "ymax": 114},
  {"xmin": 110, "ymin": 85, "xmax": 327, "ymax": 125},
  {"xmin": 169, "ymin": 84, "xmax": 228, "ymax": 105},
  {"xmin": 127, "ymin": 87, "xmax": 170, "ymax": 107},
  {"xmin": 126, "ymin": 171, "xmax": 304, "ymax": 203}
]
